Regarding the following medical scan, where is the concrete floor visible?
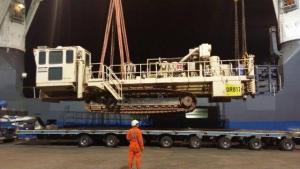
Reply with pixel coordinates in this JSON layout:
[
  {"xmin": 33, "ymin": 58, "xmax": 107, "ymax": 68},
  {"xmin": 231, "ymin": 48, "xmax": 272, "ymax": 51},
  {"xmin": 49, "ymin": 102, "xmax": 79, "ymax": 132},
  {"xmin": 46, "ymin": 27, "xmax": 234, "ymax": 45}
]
[{"xmin": 0, "ymin": 142, "xmax": 300, "ymax": 169}]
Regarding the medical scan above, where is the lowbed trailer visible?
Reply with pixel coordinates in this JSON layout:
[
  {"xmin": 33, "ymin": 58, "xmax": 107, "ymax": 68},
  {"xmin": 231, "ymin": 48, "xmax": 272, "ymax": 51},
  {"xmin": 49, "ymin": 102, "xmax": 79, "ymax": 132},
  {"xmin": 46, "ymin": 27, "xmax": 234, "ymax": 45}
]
[{"xmin": 17, "ymin": 128, "xmax": 300, "ymax": 151}]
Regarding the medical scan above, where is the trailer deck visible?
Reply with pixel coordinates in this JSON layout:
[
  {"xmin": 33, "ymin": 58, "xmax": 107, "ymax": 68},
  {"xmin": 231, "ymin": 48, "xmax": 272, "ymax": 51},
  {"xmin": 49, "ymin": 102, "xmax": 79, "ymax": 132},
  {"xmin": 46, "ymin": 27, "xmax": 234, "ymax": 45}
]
[
  {"xmin": 17, "ymin": 128, "xmax": 300, "ymax": 151},
  {"xmin": 17, "ymin": 128, "xmax": 300, "ymax": 139}
]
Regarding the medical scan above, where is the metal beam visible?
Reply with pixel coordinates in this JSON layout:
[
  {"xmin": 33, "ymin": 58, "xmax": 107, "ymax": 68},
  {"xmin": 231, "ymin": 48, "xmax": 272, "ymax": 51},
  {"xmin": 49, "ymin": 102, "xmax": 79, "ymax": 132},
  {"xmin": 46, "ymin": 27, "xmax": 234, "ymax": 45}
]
[
  {"xmin": 0, "ymin": 0, "xmax": 12, "ymax": 27},
  {"xmin": 25, "ymin": 0, "xmax": 42, "ymax": 35}
]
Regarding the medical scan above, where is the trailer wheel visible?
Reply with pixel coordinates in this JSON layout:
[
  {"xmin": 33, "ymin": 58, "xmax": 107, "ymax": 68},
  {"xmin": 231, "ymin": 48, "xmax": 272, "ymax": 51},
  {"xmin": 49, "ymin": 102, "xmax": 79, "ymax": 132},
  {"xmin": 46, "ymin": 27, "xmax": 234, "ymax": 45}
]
[
  {"xmin": 160, "ymin": 135, "xmax": 173, "ymax": 148},
  {"xmin": 280, "ymin": 138, "xmax": 295, "ymax": 151},
  {"xmin": 217, "ymin": 137, "xmax": 232, "ymax": 150},
  {"xmin": 248, "ymin": 138, "xmax": 263, "ymax": 150},
  {"xmin": 105, "ymin": 134, "xmax": 119, "ymax": 147},
  {"xmin": 189, "ymin": 136, "xmax": 201, "ymax": 149},
  {"xmin": 78, "ymin": 135, "xmax": 93, "ymax": 147}
]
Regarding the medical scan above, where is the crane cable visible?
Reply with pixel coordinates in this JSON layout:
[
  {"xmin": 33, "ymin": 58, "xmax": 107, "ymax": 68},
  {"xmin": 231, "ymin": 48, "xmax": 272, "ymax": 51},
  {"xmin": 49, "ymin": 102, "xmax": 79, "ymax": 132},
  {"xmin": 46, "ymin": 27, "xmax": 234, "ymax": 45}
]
[
  {"xmin": 234, "ymin": 0, "xmax": 240, "ymax": 60},
  {"xmin": 241, "ymin": 0, "xmax": 248, "ymax": 57},
  {"xmin": 233, "ymin": 0, "xmax": 248, "ymax": 61}
]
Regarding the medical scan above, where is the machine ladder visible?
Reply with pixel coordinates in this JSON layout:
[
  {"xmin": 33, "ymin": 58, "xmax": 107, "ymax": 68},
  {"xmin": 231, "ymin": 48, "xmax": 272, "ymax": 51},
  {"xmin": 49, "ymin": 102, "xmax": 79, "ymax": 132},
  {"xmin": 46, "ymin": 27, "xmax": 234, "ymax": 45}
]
[
  {"xmin": 88, "ymin": 64, "xmax": 123, "ymax": 101},
  {"xmin": 103, "ymin": 66, "xmax": 123, "ymax": 100}
]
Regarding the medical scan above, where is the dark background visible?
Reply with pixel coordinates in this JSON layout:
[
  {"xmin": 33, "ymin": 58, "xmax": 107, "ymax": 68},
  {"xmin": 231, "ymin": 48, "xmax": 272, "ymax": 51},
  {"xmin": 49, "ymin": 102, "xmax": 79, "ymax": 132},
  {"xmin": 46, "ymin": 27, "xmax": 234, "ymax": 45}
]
[{"xmin": 24, "ymin": 0, "xmax": 277, "ymax": 87}]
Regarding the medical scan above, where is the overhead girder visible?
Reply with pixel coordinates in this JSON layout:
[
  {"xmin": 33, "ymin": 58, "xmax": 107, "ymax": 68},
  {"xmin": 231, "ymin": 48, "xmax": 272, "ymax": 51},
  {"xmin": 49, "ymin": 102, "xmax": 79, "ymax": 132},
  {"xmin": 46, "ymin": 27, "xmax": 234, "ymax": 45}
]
[
  {"xmin": 25, "ymin": 0, "xmax": 42, "ymax": 36},
  {"xmin": 0, "ymin": 0, "xmax": 11, "ymax": 27}
]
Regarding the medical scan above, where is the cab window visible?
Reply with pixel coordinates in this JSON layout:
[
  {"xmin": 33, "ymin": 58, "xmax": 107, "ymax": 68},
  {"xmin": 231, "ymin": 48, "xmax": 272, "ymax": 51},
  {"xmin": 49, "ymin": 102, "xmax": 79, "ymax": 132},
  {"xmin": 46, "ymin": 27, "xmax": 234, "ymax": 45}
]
[
  {"xmin": 48, "ymin": 67, "xmax": 63, "ymax": 80},
  {"xmin": 66, "ymin": 50, "xmax": 74, "ymax": 64},
  {"xmin": 39, "ymin": 51, "xmax": 46, "ymax": 65},
  {"xmin": 85, "ymin": 53, "xmax": 90, "ymax": 66},
  {"xmin": 49, "ymin": 51, "xmax": 63, "ymax": 64}
]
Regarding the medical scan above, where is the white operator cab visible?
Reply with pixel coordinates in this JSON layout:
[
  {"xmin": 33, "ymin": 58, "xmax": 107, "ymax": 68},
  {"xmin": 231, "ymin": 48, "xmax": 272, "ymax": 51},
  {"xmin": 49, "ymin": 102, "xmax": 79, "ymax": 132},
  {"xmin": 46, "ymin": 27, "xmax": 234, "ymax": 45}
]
[{"xmin": 34, "ymin": 46, "xmax": 91, "ymax": 101}]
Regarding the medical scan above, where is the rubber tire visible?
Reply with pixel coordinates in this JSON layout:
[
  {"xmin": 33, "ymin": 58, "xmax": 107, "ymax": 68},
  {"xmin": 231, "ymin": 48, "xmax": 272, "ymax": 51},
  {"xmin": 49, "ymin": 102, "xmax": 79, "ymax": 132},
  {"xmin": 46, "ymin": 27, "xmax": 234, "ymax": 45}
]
[
  {"xmin": 78, "ymin": 135, "xmax": 93, "ymax": 147},
  {"xmin": 160, "ymin": 136, "xmax": 173, "ymax": 148},
  {"xmin": 105, "ymin": 135, "xmax": 119, "ymax": 147},
  {"xmin": 280, "ymin": 138, "xmax": 295, "ymax": 151},
  {"xmin": 248, "ymin": 138, "xmax": 263, "ymax": 150},
  {"xmin": 217, "ymin": 137, "xmax": 232, "ymax": 150},
  {"xmin": 189, "ymin": 136, "xmax": 201, "ymax": 149}
]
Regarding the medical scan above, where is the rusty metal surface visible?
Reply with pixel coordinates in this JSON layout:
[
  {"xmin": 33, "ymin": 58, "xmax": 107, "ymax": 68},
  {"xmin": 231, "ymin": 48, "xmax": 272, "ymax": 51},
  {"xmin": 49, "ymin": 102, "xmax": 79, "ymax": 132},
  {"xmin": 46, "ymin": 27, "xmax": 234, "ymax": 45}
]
[
  {"xmin": 87, "ymin": 103, "xmax": 189, "ymax": 114},
  {"xmin": 84, "ymin": 88, "xmax": 197, "ymax": 114},
  {"xmin": 87, "ymin": 103, "xmax": 194, "ymax": 114}
]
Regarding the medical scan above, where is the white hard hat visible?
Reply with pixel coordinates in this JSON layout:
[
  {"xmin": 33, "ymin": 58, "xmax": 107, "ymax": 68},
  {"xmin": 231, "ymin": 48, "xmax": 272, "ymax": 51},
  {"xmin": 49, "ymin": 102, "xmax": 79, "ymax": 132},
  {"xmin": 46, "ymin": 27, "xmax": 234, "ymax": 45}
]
[{"xmin": 131, "ymin": 120, "xmax": 139, "ymax": 127}]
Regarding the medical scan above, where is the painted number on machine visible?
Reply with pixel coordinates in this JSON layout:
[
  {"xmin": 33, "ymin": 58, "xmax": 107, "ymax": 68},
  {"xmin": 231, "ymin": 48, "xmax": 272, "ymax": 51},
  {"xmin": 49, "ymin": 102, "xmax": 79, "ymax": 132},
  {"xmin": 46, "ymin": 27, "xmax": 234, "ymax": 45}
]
[{"xmin": 225, "ymin": 83, "xmax": 241, "ymax": 96}]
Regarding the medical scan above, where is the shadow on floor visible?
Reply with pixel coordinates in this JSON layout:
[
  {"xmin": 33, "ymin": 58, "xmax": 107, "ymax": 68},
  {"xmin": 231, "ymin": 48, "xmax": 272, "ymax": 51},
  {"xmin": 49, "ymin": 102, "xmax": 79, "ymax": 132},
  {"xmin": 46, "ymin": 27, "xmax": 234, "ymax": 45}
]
[{"xmin": 119, "ymin": 166, "xmax": 127, "ymax": 169}]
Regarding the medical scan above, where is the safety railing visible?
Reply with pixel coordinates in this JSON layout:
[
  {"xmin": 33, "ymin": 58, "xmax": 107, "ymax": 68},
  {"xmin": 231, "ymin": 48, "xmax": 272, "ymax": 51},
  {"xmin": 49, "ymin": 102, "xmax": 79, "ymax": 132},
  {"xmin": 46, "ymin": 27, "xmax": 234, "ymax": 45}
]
[
  {"xmin": 87, "ymin": 57, "xmax": 254, "ymax": 99},
  {"xmin": 107, "ymin": 57, "xmax": 254, "ymax": 81},
  {"xmin": 89, "ymin": 63, "xmax": 104, "ymax": 80},
  {"xmin": 255, "ymin": 65, "xmax": 280, "ymax": 95}
]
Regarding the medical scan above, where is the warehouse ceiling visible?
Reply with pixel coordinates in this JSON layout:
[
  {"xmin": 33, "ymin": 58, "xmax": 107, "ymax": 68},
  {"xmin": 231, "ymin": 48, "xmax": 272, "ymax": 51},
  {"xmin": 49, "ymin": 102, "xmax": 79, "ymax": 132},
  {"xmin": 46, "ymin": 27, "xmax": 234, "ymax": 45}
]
[{"xmin": 25, "ymin": 0, "xmax": 277, "ymax": 85}]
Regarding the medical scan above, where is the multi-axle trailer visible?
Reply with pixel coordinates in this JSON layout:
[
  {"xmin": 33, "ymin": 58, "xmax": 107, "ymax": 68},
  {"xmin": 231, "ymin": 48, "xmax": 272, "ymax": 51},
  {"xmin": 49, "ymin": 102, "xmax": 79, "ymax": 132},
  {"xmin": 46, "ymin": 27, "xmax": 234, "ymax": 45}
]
[{"xmin": 17, "ymin": 128, "xmax": 300, "ymax": 151}]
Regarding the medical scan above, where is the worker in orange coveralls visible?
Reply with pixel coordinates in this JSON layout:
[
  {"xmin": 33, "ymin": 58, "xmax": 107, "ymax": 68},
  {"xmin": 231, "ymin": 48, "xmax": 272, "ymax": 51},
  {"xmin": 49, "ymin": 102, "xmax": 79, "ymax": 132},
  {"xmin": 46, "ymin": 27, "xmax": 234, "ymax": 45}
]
[{"xmin": 126, "ymin": 119, "xmax": 144, "ymax": 169}]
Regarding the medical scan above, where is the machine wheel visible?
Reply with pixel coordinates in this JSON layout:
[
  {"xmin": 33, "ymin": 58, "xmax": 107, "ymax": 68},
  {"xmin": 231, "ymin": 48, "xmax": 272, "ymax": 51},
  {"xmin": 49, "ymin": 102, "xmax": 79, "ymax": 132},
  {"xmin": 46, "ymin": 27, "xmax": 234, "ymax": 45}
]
[
  {"xmin": 78, "ymin": 135, "xmax": 93, "ymax": 147},
  {"xmin": 280, "ymin": 138, "xmax": 295, "ymax": 151},
  {"xmin": 189, "ymin": 136, "xmax": 201, "ymax": 149},
  {"xmin": 160, "ymin": 135, "xmax": 174, "ymax": 148},
  {"xmin": 105, "ymin": 134, "xmax": 119, "ymax": 147},
  {"xmin": 248, "ymin": 138, "xmax": 263, "ymax": 150},
  {"xmin": 217, "ymin": 137, "xmax": 232, "ymax": 150},
  {"xmin": 180, "ymin": 95, "xmax": 196, "ymax": 109}
]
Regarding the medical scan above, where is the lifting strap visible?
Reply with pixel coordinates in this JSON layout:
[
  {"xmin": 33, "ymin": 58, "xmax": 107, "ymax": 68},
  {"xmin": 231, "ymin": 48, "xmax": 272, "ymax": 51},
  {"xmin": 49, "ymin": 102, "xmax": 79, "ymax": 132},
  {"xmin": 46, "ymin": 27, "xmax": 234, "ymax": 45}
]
[
  {"xmin": 100, "ymin": 0, "xmax": 131, "ymax": 77},
  {"xmin": 233, "ymin": 0, "xmax": 248, "ymax": 60},
  {"xmin": 241, "ymin": 0, "xmax": 248, "ymax": 55}
]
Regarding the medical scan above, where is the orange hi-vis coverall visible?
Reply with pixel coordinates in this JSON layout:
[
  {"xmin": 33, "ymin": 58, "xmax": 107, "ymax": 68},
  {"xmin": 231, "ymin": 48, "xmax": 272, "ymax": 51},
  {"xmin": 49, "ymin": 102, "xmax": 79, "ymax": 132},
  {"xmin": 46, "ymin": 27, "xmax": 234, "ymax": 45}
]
[{"xmin": 126, "ymin": 127, "xmax": 144, "ymax": 169}]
